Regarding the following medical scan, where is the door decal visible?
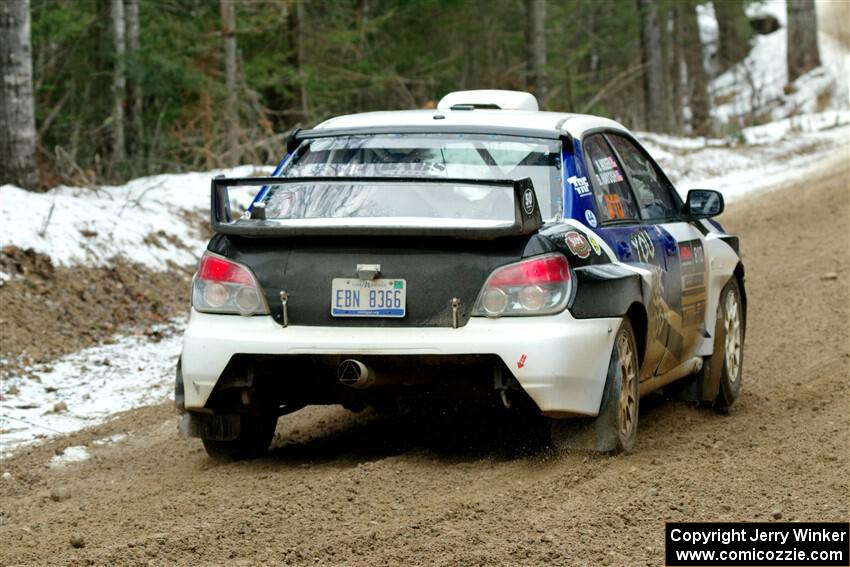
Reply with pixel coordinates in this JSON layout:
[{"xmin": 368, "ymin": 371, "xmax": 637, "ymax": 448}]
[
  {"xmin": 629, "ymin": 231, "xmax": 655, "ymax": 264},
  {"xmin": 679, "ymin": 239, "xmax": 707, "ymax": 327}
]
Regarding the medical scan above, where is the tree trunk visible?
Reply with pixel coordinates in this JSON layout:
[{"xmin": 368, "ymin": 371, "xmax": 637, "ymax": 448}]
[
  {"xmin": 714, "ymin": 0, "xmax": 750, "ymax": 71},
  {"xmin": 666, "ymin": 6, "xmax": 684, "ymax": 132},
  {"xmin": 287, "ymin": 0, "xmax": 308, "ymax": 121},
  {"xmin": 680, "ymin": 1, "xmax": 711, "ymax": 135},
  {"xmin": 0, "ymin": 0, "xmax": 38, "ymax": 189},
  {"xmin": 525, "ymin": 0, "xmax": 546, "ymax": 102},
  {"xmin": 220, "ymin": 0, "xmax": 239, "ymax": 165},
  {"xmin": 125, "ymin": 0, "xmax": 142, "ymax": 160},
  {"xmin": 787, "ymin": 0, "xmax": 820, "ymax": 82},
  {"xmin": 637, "ymin": 0, "xmax": 670, "ymax": 132},
  {"xmin": 110, "ymin": 0, "xmax": 126, "ymax": 168}
]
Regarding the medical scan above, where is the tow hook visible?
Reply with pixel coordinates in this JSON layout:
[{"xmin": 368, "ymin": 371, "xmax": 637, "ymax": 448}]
[{"xmin": 279, "ymin": 290, "xmax": 289, "ymax": 327}]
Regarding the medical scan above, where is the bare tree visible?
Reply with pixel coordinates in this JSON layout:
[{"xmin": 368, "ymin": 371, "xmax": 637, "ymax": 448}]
[
  {"xmin": 525, "ymin": 0, "xmax": 547, "ymax": 101},
  {"xmin": 787, "ymin": 0, "xmax": 821, "ymax": 82},
  {"xmin": 287, "ymin": 0, "xmax": 309, "ymax": 121},
  {"xmin": 714, "ymin": 0, "xmax": 750, "ymax": 71},
  {"xmin": 666, "ymin": 6, "xmax": 684, "ymax": 131},
  {"xmin": 220, "ymin": 0, "xmax": 241, "ymax": 165},
  {"xmin": 0, "ymin": 0, "xmax": 38, "ymax": 189},
  {"xmin": 637, "ymin": 0, "xmax": 671, "ymax": 132},
  {"xmin": 680, "ymin": 1, "xmax": 711, "ymax": 135},
  {"xmin": 110, "ymin": 0, "xmax": 126, "ymax": 167},
  {"xmin": 125, "ymin": 0, "xmax": 143, "ymax": 160}
]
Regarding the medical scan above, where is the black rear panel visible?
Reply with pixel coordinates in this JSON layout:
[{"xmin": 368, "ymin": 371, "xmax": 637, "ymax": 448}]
[{"xmin": 208, "ymin": 233, "xmax": 554, "ymax": 327}]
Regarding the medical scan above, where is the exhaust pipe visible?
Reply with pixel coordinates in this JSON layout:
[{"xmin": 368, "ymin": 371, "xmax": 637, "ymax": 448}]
[{"xmin": 337, "ymin": 359, "xmax": 377, "ymax": 389}]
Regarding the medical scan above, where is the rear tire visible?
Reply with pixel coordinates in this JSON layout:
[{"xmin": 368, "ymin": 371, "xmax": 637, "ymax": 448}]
[
  {"xmin": 202, "ymin": 414, "xmax": 277, "ymax": 461},
  {"xmin": 550, "ymin": 318, "xmax": 640, "ymax": 453}
]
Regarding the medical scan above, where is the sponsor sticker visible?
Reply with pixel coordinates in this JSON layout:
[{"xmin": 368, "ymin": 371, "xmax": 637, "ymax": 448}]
[
  {"xmin": 588, "ymin": 235, "xmax": 602, "ymax": 256},
  {"xmin": 564, "ymin": 230, "xmax": 592, "ymax": 259},
  {"xmin": 604, "ymin": 193, "xmax": 626, "ymax": 219},
  {"xmin": 594, "ymin": 156, "xmax": 618, "ymax": 171},
  {"xmin": 584, "ymin": 209, "xmax": 598, "ymax": 227},
  {"xmin": 598, "ymin": 170, "xmax": 624, "ymax": 185},
  {"xmin": 567, "ymin": 175, "xmax": 591, "ymax": 196},
  {"xmin": 630, "ymin": 230, "xmax": 656, "ymax": 264},
  {"xmin": 522, "ymin": 188, "xmax": 535, "ymax": 215}
]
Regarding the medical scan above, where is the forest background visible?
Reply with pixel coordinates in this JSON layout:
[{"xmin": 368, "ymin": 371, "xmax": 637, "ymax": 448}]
[{"xmin": 0, "ymin": 0, "xmax": 841, "ymax": 189}]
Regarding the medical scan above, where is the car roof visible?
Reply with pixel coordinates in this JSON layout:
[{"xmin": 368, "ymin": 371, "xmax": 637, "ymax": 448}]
[{"xmin": 314, "ymin": 108, "xmax": 633, "ymax": 141}]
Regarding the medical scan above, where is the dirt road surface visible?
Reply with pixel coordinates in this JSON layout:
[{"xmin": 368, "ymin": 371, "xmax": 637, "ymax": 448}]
[{"xmin": 2, "ymin": 161, "xmax": 848, "ymax": 566}]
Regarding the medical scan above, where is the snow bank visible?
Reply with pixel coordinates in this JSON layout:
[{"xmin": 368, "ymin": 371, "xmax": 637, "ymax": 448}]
[
  {"xmin": 0, "ymin": 165, "xmax": 271, "ymax": 271},
  {"xmin": 639, "ymin": 111, "xmax": 849, "ymax": 202}
]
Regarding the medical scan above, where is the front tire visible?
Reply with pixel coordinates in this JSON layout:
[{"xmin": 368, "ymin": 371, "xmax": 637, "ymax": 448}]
[
  {"xmin": 715, "ymin": 279, "xmax": 744, "ymax": 409},
  {"xmin": 202, "ymin": 414, "xmax": 277, "ymax": 461}
]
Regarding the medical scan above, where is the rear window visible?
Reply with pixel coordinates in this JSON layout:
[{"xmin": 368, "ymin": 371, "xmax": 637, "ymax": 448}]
[
  {"xmin": 261, "ymin": 180, "xmax": 516, "ymax": 223},
  {"xmin": 274, "ymin": 133, "xmax": 562, "ymax": 220}
]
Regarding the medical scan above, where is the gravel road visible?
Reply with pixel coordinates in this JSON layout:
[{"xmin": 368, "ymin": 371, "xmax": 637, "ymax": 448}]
[{"xmin": 1, "ymin": 161, "xmax": 848, "ymax": 566}]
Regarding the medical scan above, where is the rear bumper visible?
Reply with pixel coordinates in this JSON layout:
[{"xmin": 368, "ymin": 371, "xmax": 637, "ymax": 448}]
[{"xmin": 180, "ymin": 309, "xmax": 620, "ymax": 416}]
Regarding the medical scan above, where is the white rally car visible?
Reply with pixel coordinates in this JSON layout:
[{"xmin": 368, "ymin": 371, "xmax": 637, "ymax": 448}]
[{"xmin": 176, "ymin": 90, "xmax": 746, "ymax": 460}]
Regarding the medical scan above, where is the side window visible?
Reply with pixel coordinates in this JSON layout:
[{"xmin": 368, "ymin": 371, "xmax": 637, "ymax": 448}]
[
  {"xmin": 582, "ymin": 134, "xmax": 639, "ymax": 223},
  {"xmin": 606, "ymin": 134, "xmax": 680, "ymax": 221}
]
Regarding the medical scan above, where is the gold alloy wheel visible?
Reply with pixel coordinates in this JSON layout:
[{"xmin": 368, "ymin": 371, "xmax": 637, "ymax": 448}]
[
  {"xmin": 616, "ymin": 329, "xmax": 638, "ymax": 438},
  {"xmin": 724, "ymin": 290, "xmax": 743, "ymax": 382}
]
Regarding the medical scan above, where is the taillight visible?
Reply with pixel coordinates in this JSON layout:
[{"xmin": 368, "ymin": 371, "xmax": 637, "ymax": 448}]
[
  {"xmin": 192, "ymin": 252, "xmax": 269, "ymax": 316},
  {"xmin": 472, "ymin": 254, "xmax": 572, "ymax": 317}
]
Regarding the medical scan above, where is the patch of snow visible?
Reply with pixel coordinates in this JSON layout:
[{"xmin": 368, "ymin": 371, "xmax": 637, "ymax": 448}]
[
  {"xmin": 91, "ymin": 433, "xmax": 128, "ymax": 446},
  {"xmin": 740, "ymin": 110, "xmax": 849, "ymax": 144},
  {"xmin": 0, "ymin": 319, "xmax": 184, "ymax": 456},
  {"xmin": 711, "ymin": 0, "xmax": 849, "ymax": 126},
  {"xmin": 640, "ymin": 119, "xmax": 848, "ymax": 203},
  {"xmin": 0, "ymin": 165, "xmax": 272, "ymax": 271},
  {"xmin": 48, "ymin": 445, "xmax": 90, "ymax": 467}
]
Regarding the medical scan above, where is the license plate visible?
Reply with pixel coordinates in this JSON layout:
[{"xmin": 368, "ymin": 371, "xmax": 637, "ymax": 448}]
[{"xmin": 331, "ymin": 278, "xmax": 406, "ymax": 317}]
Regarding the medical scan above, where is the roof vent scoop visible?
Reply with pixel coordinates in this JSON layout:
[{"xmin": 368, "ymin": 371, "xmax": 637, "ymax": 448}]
[{"xmin": 437, "ymin": 90, "xmax": 539, "ymax": 112}]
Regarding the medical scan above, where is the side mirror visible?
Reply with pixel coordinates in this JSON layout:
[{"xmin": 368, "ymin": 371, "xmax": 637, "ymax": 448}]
[{"xmin": 683, "ymin": 189, "xmax": 724, "ymax": 218}]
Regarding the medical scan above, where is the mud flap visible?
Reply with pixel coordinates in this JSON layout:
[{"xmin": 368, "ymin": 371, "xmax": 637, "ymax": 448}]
[
  {"xmin": 550, "ymin": 344, "xmax": 621, "ymax": 452},
  {"xmin": 592, "ymin": 346, "xmax": 622, "ymax": 452},
  {"xmin": 174, "ymin": 360, "xmax": 185, "ymax": 412},
  {"xmin": 179, "ymin": 412, "xmax": 240, "ymax": 441}
]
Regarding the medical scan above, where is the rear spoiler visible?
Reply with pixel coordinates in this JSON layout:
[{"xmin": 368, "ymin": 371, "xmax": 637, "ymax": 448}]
[{"xmin": 210, "ymin": 176, "xmax": 543, "ymax": 239}]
